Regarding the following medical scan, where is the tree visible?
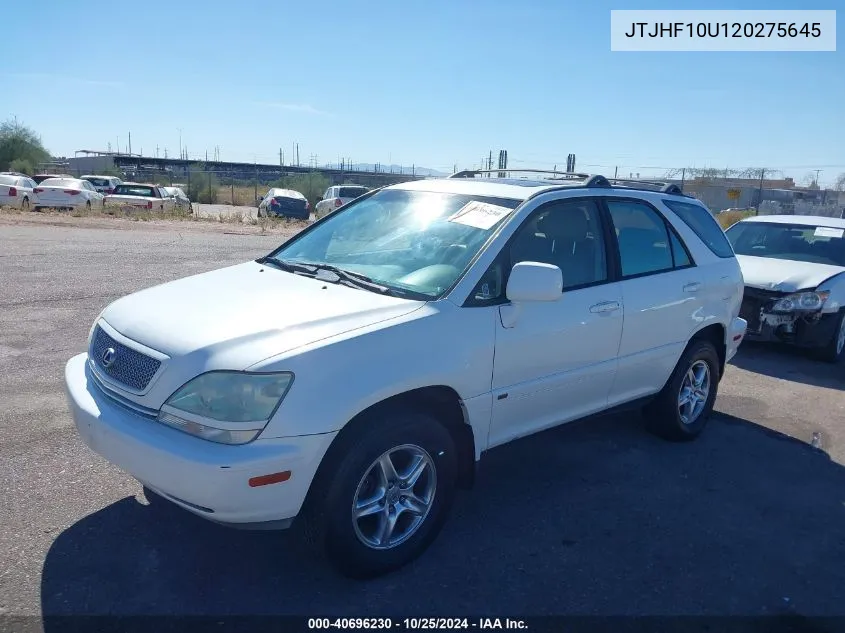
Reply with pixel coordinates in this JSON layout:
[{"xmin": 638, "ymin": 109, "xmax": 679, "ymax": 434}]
[
  {"xmin": 0, "ymin": 119, "xmax": 50, "ymax": 172},
  {"xmin": 834, "ymin": 172, "xmax": 845, "ymax": 192}
]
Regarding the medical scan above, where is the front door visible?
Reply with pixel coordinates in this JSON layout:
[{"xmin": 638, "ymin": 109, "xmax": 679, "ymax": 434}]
[{"xmin": 488, "ymin": 197, "xmax": 624, "ymax": 448}]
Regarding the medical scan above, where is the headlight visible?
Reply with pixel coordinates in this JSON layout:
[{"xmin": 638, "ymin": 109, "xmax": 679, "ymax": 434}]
[
  {"xmin": 158, "ymin": 371, "xmax": 294, "ymax": 445},
  {"xmin": 770, "ymin": 291, "xmax": 830, "ymax": 313}
]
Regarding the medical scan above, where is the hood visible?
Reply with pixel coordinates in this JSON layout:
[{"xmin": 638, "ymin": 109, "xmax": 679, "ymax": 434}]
[
  {"xmin": 100, "ymin": 261, "xmax": 425, "ymax": 366},
  {"xmin": 736, "ymin": 254, "xmax": 845, "ymax": 292}
]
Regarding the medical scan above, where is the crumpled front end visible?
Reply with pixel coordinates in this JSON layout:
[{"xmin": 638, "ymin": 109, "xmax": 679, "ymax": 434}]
[{"xmin": 740, "ymin": 287, "xmax": 839, "ymax": 348}]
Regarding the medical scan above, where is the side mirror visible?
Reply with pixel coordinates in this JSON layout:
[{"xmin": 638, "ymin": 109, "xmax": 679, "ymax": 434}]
[{"xmin": 506, "ymin": 261, "xmax": 562, "ymax": 303}]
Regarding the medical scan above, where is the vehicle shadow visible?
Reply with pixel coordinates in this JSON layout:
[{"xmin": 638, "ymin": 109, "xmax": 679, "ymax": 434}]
[
  {"xmin": 41, "ymin": 411, "xmax": 845, "ymax": 620},
  {"xmin": 730, "ymin": 341, "xmax": 844, "ymax": 390}
]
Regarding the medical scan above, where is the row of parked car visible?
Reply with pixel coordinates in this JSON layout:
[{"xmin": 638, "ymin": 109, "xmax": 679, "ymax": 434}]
[{"xmin": 0, "ymin": 172, "xmax": 192, "ymax": 212}]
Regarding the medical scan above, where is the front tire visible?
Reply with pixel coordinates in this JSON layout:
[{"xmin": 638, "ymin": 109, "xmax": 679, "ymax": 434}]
[
  {"xmin": 21, "ymin": 197, "xmax": 30, "ymax": 211},
  {"xmin": 818, "ymin": 310, "xmax": 845, "ymax": 364},
  {"xmin": 644, "ymin": 338, "xmax": 720, "ymax": 442},
  {"xmin": 303, "ymin": 409, "xmax": 457, "ymax": 578},
  {"xmin": 85, "ymin": 200, "xmax": 91, "ymax": 211}
]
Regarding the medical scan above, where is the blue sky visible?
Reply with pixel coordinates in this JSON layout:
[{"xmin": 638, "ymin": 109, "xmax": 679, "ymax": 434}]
[{"xmin": 3, "ymin": 0, "xmax": 843, "ymax": 184}]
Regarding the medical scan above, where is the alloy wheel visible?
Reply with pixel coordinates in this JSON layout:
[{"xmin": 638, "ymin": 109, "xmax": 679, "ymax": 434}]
[
  {"xmin": 678, "ymin": 360, "xmax": 710, "ymax": 425},
  {"xmin": 351, "ymin": 444, "xmax": 437, "ymax": 550}
]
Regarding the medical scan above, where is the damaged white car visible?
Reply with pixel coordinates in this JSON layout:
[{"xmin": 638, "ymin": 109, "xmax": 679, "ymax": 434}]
[{"xmin": 726, "ymin": 215, "xmax": 845, "ymax": 362}]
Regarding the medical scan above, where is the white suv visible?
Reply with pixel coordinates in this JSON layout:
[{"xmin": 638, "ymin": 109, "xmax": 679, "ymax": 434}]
[{"xmin": 64, "ymin": 171, "xmax": 747, "ymax": 578}]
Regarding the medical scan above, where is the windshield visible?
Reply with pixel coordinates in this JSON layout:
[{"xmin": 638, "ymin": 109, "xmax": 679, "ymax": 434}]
[
  {"xmin": 726, "ymin": 221, "xmax": 845, "ymax": 267},
  {"xmin": 85, "ymin": 177, "xmax": 111, "ymax": 187},
  {"xmin": 113, "ymin": 185, "xmax": 156, "ymax": 197},
  {"xmin": 266, "ymin": 188, "xmax": 521, "ymax": 299}
]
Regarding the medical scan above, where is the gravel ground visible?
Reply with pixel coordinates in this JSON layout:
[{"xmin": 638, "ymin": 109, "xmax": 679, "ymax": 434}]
[
  {"xmin": 1, "ymin": 216, "xmax": 844, "ymax": 622},
  {"xmin": 192, "ymin": 203, "xmax": 259, "ymax": 221}
]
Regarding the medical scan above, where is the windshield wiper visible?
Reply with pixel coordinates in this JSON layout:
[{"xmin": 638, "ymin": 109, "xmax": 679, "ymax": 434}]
[
  {"xmin": 311, "ymin": 264, "xmax": 395, "ymax": 295},
  {"xmin": 257, "ymin": 257, "xmax": 401, "ymax": 296},
  {"xmin": 256, "ymin": 257, "xmax": 317, "ymax": 274}
]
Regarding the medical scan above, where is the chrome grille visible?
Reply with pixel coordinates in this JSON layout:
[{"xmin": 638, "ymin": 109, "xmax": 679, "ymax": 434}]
[{"xmin": 90, "ymin": 325, "xmax": 161, "ymax": 391}]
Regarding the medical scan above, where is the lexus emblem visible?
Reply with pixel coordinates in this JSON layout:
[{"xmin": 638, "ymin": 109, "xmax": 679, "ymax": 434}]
[{"xmin": 101, "ymin": 347, "xmax": 117, "ymax": 368}]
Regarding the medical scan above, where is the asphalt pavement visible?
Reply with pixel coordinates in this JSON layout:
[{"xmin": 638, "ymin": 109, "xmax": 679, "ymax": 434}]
[{"xmin": 1, "ymin": 217, "xmax": 844, "ymax": 620}]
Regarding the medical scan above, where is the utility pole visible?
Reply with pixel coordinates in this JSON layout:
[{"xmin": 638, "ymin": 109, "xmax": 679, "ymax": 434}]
[
  {"xmin": 814, "ymin": 169, "xmax": 822, "ymax": 187},
  {"xmin": 128, "ymin": 131, "xmax": 132, "ymax": 156},
  {"xmin": 614, "ymin": 166, "xmax": 618, "ymax": 179},
  {"xmin": 680, "ymin": 168, "xmax": 686, "ymax": 191},
  {"xmin": 296, "ymin": 143, "xmax": 300, "ymax": 167},
  {"xmin": 279, "ymin": 148, "xmax": 283, "ymax": 167},
  {"xmin": 156, "ymin": 145, "xmax": 159, "ymax": 158},
  {"xmin": 755, "ymin": 168, "xmax": 766, "ymax": 215}
]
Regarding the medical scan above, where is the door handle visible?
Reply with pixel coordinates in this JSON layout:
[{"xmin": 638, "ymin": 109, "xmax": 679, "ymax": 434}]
[
  {"xmin": 683, "ymin": 282, "xmax": 702, "ymax": 293},
  {"xmin": 589, "ymin": 301, "xmax": 621, "ymax": 314}
]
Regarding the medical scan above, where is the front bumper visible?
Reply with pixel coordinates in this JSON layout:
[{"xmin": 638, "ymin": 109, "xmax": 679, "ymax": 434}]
[
  {"xmin": 64, "ymin": 353, "xmax": 336, "ymax": 528},
  {"xmin": 741, "ymin": 306, "xmax": 838, "ymax": 348}
]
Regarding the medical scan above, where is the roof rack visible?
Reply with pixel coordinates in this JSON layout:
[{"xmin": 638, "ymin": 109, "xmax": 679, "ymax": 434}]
[
  {"xmin": 448, "ymin": 168, "xmax": 591, "ymax": 180},
  {"xmin": 606, "ymin": 178, "xmax": 685, "ymax": 195},
  {"xmin": 447, "ymin": 169, "xmax": 690, "ymax": 196}
]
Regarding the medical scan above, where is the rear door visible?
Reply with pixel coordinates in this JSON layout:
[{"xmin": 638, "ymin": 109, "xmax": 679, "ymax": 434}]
[{"xmin": 602, "ymin": 197, "xmax": 703, "ymax": 406}]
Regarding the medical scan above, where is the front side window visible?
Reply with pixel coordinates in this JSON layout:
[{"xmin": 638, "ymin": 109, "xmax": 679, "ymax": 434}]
[
  {"xmin": 726, "ymin": 221, "xmax": 845, "ymax": 267},
  {"xmin": 607, "ymin": 199, "xmax": 676, "ymax": 277},
  {"xmin": 509, "ymin": 199, "xmax": 608, "ymax": 289},
  {"xmin": 664, "ymin": 199, "xmax": 734, "ymax": 258},
  {"xmin": 267, "ymin": 189, "xmax": 521, "ymax": 299}
]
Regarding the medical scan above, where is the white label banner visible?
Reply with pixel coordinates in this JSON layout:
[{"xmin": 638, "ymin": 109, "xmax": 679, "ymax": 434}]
[{"xmin": 611, "ymin": 10, "xmax": 836, "ymax": 51}]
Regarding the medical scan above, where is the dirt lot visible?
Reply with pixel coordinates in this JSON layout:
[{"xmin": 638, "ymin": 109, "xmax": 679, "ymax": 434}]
[{"xmin": 1, "ymin": 213, "xmax": 844, "ymax": 620}]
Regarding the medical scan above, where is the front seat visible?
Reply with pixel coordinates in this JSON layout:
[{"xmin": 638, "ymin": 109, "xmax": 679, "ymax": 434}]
[{"xmin": 537, "ymin": 209, "xmax": 598, "ymax": 287}]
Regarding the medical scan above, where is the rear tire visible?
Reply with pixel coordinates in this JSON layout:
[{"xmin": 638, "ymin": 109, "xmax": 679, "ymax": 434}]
[
  {"xmin": 817, "ymin": 310, "xmax": 845, "ymax": 364},
  {"xmin": 644, "ymin": 339, "xmax": 720, "ymax": 442},
  {"xmin": 302, "ymin": 409, "xmax": 457, "ymax": 578},
  {"xmin": 21, "ymin": 197, "xmax": 30, "ymax": 211},
  {"xmin": 85, "ymin": 200, "xmax": 91, "ymax": 211}
]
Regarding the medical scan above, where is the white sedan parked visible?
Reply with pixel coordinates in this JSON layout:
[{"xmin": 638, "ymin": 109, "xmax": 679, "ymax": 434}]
[
  {"xmin": 33, "ymin": 177, "xmax": 104, "ymax": 211},
  {"xmin": 726, "ymin": 214, "xmax": 845, "ymax": 362},
  {"xmin": 0, "ymin": 174, "xmax": 38, "ymax": 210}
]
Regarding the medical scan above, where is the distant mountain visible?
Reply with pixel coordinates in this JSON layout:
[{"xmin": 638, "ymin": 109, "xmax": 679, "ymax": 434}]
[{"xmin": 346, "ymin": 163, "xmax": 448, "ymax": 177}]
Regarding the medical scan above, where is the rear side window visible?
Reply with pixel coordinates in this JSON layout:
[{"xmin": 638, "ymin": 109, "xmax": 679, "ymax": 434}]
[
  {"xmin": 86, "ymin": 177, "xmax": 110, "ymax": 187},
  {"xmin": 663, "ymin": 199, "xmax": 734, "ymax": 258},
  {"xmin": 606, "ymin": 199, "xmax": 692, "ymax": 277}
]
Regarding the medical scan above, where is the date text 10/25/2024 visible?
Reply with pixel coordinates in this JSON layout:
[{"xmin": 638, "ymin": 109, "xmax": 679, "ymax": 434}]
[{"xmin": 308, "ymin": 618, "xmax": 528, "ymax": 630}]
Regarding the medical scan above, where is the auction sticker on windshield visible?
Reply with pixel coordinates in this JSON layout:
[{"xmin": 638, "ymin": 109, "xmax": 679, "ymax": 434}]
[
  {"xmin": 814, "ymin": 227, "xmax": 844, "ymax": 239},
  {"xmin": 447, "ymin": 201, "xmax": 514, "ymax": 230}
]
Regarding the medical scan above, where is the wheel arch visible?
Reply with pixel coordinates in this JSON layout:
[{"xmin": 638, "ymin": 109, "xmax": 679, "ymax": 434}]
[
  {"xmin": 689, "ymin": 322, "xmax": 727, "ymax": 377},
  {"xmin": 314, "ymin": 385, "xmax": 476, "ymax": 492}
]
